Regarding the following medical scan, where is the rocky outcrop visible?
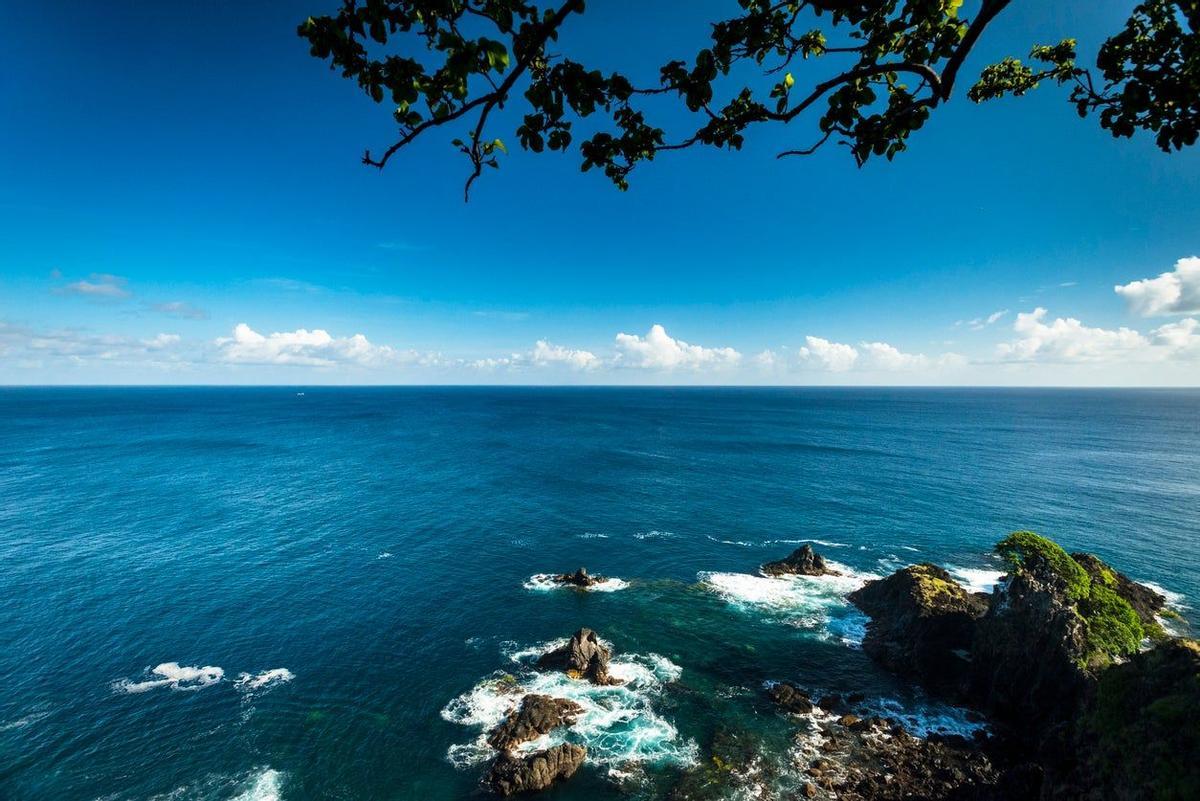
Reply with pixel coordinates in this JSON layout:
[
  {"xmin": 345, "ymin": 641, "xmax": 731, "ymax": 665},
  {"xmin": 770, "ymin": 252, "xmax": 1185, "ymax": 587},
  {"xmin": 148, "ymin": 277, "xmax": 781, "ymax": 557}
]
[
  {"xmin": 791, "ymin": 712, "xmax": 1006, "ymax": 801},
  {"xmin": 487, "ymin": 694, "xmax": 585, "ymax": 751},
  {"xmin": 761, "ymin": 544, "xmax": 840, "ymax": 577},
  {"xmin": 969, "ymin": 562, "xmax": 1091, "ymax": 739},
  {"xmin": 486, "ymin": 743, "xmax": 587, "ymax": 796},
  {"xmin": 767, "ymin": 681, "xmax": 814, "ymax": 714},
  {"xmin": 1070, "ymin": 552, "xmax": 1166, "ymax": 628},
  {"xmin": 536, "ymin": 627, "xmax": 622, "ymax": 685},
  {"xmin": 848, "ymin": 564, "xmax": 988, "ymax": 694},
  {"xmin": 552, "ymin": 567, "xmax": 605, "ymax": 588},
  {"xmin": 1063, "ymin": 637, "xmax": 1200, "ymax": 800}
]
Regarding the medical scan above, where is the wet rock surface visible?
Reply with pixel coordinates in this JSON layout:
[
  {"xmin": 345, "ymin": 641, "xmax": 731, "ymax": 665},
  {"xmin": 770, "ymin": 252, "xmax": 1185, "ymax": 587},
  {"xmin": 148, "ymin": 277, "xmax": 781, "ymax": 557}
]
[
  {"xmin": 536, "ymin": 627, "xmax": 622, "ymax": 685},
  {"xmin": 767, "ymin": 682, "xmax": 814, "ymax": 715},
  {"xmin": 486, "ymin": 743, "xmax": 587, "ymax": 796},
  {"xmin": 552, "ymin": 567, "xmax": 605, "ymax": 588},
  {"xmin": 848, "ymin": 564, "xmax": 988, "ymax": 694},
  {"xmin": 761, "ymin": 544, "xmax": 840, "ymax": 577},
  {"xmin": 487, "ymin": 694, "xmax": 585, "ymax": 751}
]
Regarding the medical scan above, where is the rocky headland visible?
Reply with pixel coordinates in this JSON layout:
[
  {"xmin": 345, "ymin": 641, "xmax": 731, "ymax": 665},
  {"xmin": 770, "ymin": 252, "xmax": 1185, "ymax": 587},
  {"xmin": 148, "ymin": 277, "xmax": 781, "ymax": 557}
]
[
  {"xmin": 473, "ymin": 535, "xmax": 1195, "ymax": 798},
  {"xmin": 836, "ymin": 531, "xmax": 1198, "ymax": 800}
]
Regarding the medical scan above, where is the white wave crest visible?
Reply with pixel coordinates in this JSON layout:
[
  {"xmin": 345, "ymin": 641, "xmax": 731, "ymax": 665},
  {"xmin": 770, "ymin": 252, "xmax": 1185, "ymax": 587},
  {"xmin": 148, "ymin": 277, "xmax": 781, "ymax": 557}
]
[
  {"xmin": 524, "ymin": 573, "xmax": 629, "ymax": 592},
  {"xmin": 235, "ymin": 668, "xmax": 295, "ymax": 691},
  {"xmin": 576, "ymin": 532, "xmax": 609, "ymax": 540},
  {"xmin": 230, "ymin": 768, "xmax": 284, "ymax": 801},
  {"xmin": 114, "ymin": 662, "xmax": 225, "ymax": 694},
  {"xmin": 0, "ymin": 710, "xmax": 50, "ymax": 732},
  {"xmin": 442, "ymin": 649, "xmax": 695, "ymax": 772},
  {"xmin": 1142, "ymin": 581, "xmax": 1189, "ymax": 610},
  {"xmin": 707, "ymin": 535, "xmax": 850, "ymax": 549},
  {"xmin": 946, "ymin": 566, "xmax": 1006, "ymax": 595},
  {"xmin": 699, "ymin": 563, "xmax": 876, "ymax": 645},
  {"xmin": 858, "ymin": 696, "xmax": 989, "ymax": 738},
  {"xmin": 633, "ymin": 530, "xmax": 675, "ymax": 540}
]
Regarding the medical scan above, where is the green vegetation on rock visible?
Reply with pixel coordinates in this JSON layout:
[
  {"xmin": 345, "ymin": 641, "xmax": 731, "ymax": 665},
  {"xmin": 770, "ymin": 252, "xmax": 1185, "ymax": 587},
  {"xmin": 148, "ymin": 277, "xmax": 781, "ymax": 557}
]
[
  {"xmin": 1081, "ymin": 639, "xmax": 1200, "ymax": 800},
  {"xmin": 996, "ymin": 531, "xmax": 1144, "ymax": 667}
]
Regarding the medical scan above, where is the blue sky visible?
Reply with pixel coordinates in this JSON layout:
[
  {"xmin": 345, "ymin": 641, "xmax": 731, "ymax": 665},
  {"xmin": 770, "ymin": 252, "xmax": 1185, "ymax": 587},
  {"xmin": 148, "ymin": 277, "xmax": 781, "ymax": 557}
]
[{"xmin": 1, "ymin": 1, "xmax": 1198, "ymax": 385}]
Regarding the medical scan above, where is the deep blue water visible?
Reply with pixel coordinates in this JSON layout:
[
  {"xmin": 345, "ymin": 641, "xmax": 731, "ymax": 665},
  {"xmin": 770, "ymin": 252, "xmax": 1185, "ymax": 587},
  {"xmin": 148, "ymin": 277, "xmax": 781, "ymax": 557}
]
[{"xmin": 1, "ymin": 387, "xmax": 1197, "ymax": 800}]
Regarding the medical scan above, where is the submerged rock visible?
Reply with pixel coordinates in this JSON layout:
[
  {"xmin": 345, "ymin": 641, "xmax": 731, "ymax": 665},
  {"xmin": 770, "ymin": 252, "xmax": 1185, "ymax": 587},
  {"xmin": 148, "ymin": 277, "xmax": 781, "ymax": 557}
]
[
  {"xmin": 536, "ymin": 627, "xmax": 622, "ymax": 685},
  {"xmin": 486, "ymin": 743, "xmax": 586, "ymax": 796},
  {"xmin": 848, "ymin": 563, "xmax": 988, "ymax": 693},
  {"xmin": 761, "ymin": 544, "xmax": 840, "ymax": 577},
  {"xmin": 487, "ymin": 694, "xmax": 585, "ymax": 751},
  {"xmin": 767, "ymin": 682, "xmax": 813, "ymax": 715},
  {"xmin": 552, "ymin": 567, "xmax": 605, "ymax": 588}
]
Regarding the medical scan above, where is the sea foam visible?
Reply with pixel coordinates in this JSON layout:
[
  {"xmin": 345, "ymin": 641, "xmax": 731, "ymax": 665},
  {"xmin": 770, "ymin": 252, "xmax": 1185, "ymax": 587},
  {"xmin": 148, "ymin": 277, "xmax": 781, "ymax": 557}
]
[
  {"xmin": 229, "ymin": 768, "xmax": 284, "ymax": 801},
  {"xmin": 114, "ymin": 662, "xmax": 225, "ymax": 694},
  {"xmin": 523, "ymin": 573, "xmax": 629, "ymax": 592},
  {"xmin": 699, "ymin": 562, "xmax": 877, "ymax": 646},
  {"xmin": 946, "ymin": 566, "xmax": 1006, "ymax": 595},
  {"xmin": 235, "ymin": 668, "xmax": 295, "ymax": 691},
  {"xmin": 442, "ymin": 640, "xmax": 696, "ymax": 773}
]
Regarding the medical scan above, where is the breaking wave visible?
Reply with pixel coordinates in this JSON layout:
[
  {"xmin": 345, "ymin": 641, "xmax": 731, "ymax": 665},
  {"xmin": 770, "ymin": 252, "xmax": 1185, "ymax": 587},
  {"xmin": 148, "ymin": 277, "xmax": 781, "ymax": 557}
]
[
  {"xmin": 114, "ymin": 663, "xmax": 225, "ymax": 694},
  {"xmin": 699, "ymin": 562, "xmax": 876, "ymax": 646},
  {"xmin": 946, "ymin": 566, "xmax": 1006, "ymax": 595},
  {"xmin": 442, "ymin": 640, "xmax": 696, "ymax": 774}
]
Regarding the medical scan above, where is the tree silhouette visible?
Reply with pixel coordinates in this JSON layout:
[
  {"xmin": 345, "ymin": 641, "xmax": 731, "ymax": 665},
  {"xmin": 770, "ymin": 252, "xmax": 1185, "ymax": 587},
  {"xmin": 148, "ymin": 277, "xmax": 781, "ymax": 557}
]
[{"xmin": 299, "ymin": 1, "xmax": 1200, "ymax": 199}]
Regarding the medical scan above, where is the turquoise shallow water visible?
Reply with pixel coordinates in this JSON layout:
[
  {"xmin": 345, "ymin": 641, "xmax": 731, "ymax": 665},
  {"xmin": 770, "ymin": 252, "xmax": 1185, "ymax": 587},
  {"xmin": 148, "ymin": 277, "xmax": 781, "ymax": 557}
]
[{"xmin": 1, "ymin": 387, "xmax": 1197, "ymax": 800}]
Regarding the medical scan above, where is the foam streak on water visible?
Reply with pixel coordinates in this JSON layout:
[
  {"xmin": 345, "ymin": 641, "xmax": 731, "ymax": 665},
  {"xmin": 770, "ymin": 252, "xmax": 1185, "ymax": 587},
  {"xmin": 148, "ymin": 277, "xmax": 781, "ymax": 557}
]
[{"xmin": 114, "ymin": 663, "xmax": 225, "ymax": 694}]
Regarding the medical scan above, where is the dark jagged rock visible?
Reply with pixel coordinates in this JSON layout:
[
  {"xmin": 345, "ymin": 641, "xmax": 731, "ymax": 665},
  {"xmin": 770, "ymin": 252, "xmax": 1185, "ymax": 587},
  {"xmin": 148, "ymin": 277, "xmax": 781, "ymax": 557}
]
[
  {"xmin": 794, "ymin": 714, "xmax": 1006, "ymax": 801},
  {"xmin": 969, "ymin": 561, "xmax": 1091, "ymax": 737},
  {"xmin": 536, "ymin": 628, "xmax": 622, "ymax": 685},
  {"xmin": 761, "ymin": 544, "xmax": 840, "ymax": 577},
  {"xmin": 767, "ymin": 682, "xmax": 813, "ymax": 714},
  {"xmin": 848, "ymin": 564, "xmax": 988, "ymax": 693},
  {"xmin": 486, "ymin": 743, "xmax": 586, "ymax": 796},
  {"xmin": 1062, "ymin": 637, "xmax": 1200, "ymax": 800},
  {"xmin": 487, "ymin": 694, "xmax": 585, "ymax": 751},
  {"xmin": 1071, "ymin": 552, "xmax": 1166, "ymax": 628},
  {"xmin": 552, "ymin": 567, "xmax": 604, "ymax": 588}
]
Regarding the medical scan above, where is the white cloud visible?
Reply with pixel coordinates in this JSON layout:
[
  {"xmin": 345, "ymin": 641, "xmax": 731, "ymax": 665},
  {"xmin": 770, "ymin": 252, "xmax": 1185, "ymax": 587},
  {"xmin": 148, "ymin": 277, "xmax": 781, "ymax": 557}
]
[
  {"xmin": 752, "ymin": 349, "xmax": 779, "ymax": 369},
  {"xmin": 859, "ymin": 341, "xmax": 930, "ymax": 370},
  {"xmin": 797, "ymin": 336, "xmax": 858, "ymax": 372},
  {"xmin": 614, "ymin": 324, "xmax": 741, "ymax": 370},
  {"xmin": 61, "ymin": 273, "xmax": 131, "ymax": 299},
  {"xmin": 0, "ymin": 322, "xmax": 185, "ymax": 366},
  {"xmin": 143, "ymin": 333, "xmax": 181, "ymax": 349},
  {"xmin": 992, "ymin": 307, "xmax": 1200, "ymax": 365},
  {"xmin": 1115, "ymin": 256, "xmax": 1200, "ymax": 316},
  {"xmin": 1150, "ymin": 318, "xmax": 1200, "ymax": 358},
  {"xmin": 214, "ymin": 323, "xmax": 397, "ymax": 367},
  {"xmin": 153, "ymin": 301, "xmax": 208, "ymax": 320},
  {"xmin": 530, "ymin": 340, "xmax": 598, "ymax": 370}
]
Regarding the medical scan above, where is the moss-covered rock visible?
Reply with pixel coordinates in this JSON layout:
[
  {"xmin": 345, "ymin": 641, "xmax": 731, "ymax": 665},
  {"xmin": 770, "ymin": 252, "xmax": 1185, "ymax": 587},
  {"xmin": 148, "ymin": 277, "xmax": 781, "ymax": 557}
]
[
  {"xmin": 1069, "ymin": 638, "xmax": 1200, "ymax": 800},
  {"xmin": 994, "ymin": 532, "xmax": 1145, "ymax": 668}
]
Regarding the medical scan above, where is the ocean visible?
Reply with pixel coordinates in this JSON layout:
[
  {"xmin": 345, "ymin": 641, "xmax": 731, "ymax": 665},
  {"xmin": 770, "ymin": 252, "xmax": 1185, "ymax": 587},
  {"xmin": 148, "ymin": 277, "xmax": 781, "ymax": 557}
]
[{"xmin": 1, "ymin": 387, "xmax": 1196, "ymax": 800}]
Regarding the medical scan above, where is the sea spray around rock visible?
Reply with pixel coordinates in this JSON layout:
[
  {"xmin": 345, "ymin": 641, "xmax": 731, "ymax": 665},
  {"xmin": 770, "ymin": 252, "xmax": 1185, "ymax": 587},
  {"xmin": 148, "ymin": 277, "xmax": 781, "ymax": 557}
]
[{"xmin": 442, "ymin": 639, "xmax": 697, "ymax": 776}]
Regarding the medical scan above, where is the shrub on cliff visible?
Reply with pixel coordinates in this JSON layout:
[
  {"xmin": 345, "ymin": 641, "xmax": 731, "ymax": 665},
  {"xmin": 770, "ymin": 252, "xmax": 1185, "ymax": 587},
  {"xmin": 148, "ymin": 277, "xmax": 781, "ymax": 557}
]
[
  {"xmin": 995, "ymin": 532, "xmax": 1144, "ymax": 667},
  {"xmin": 1074, "ymin": 638, "xmax": 1200, "ymax": 800}
]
